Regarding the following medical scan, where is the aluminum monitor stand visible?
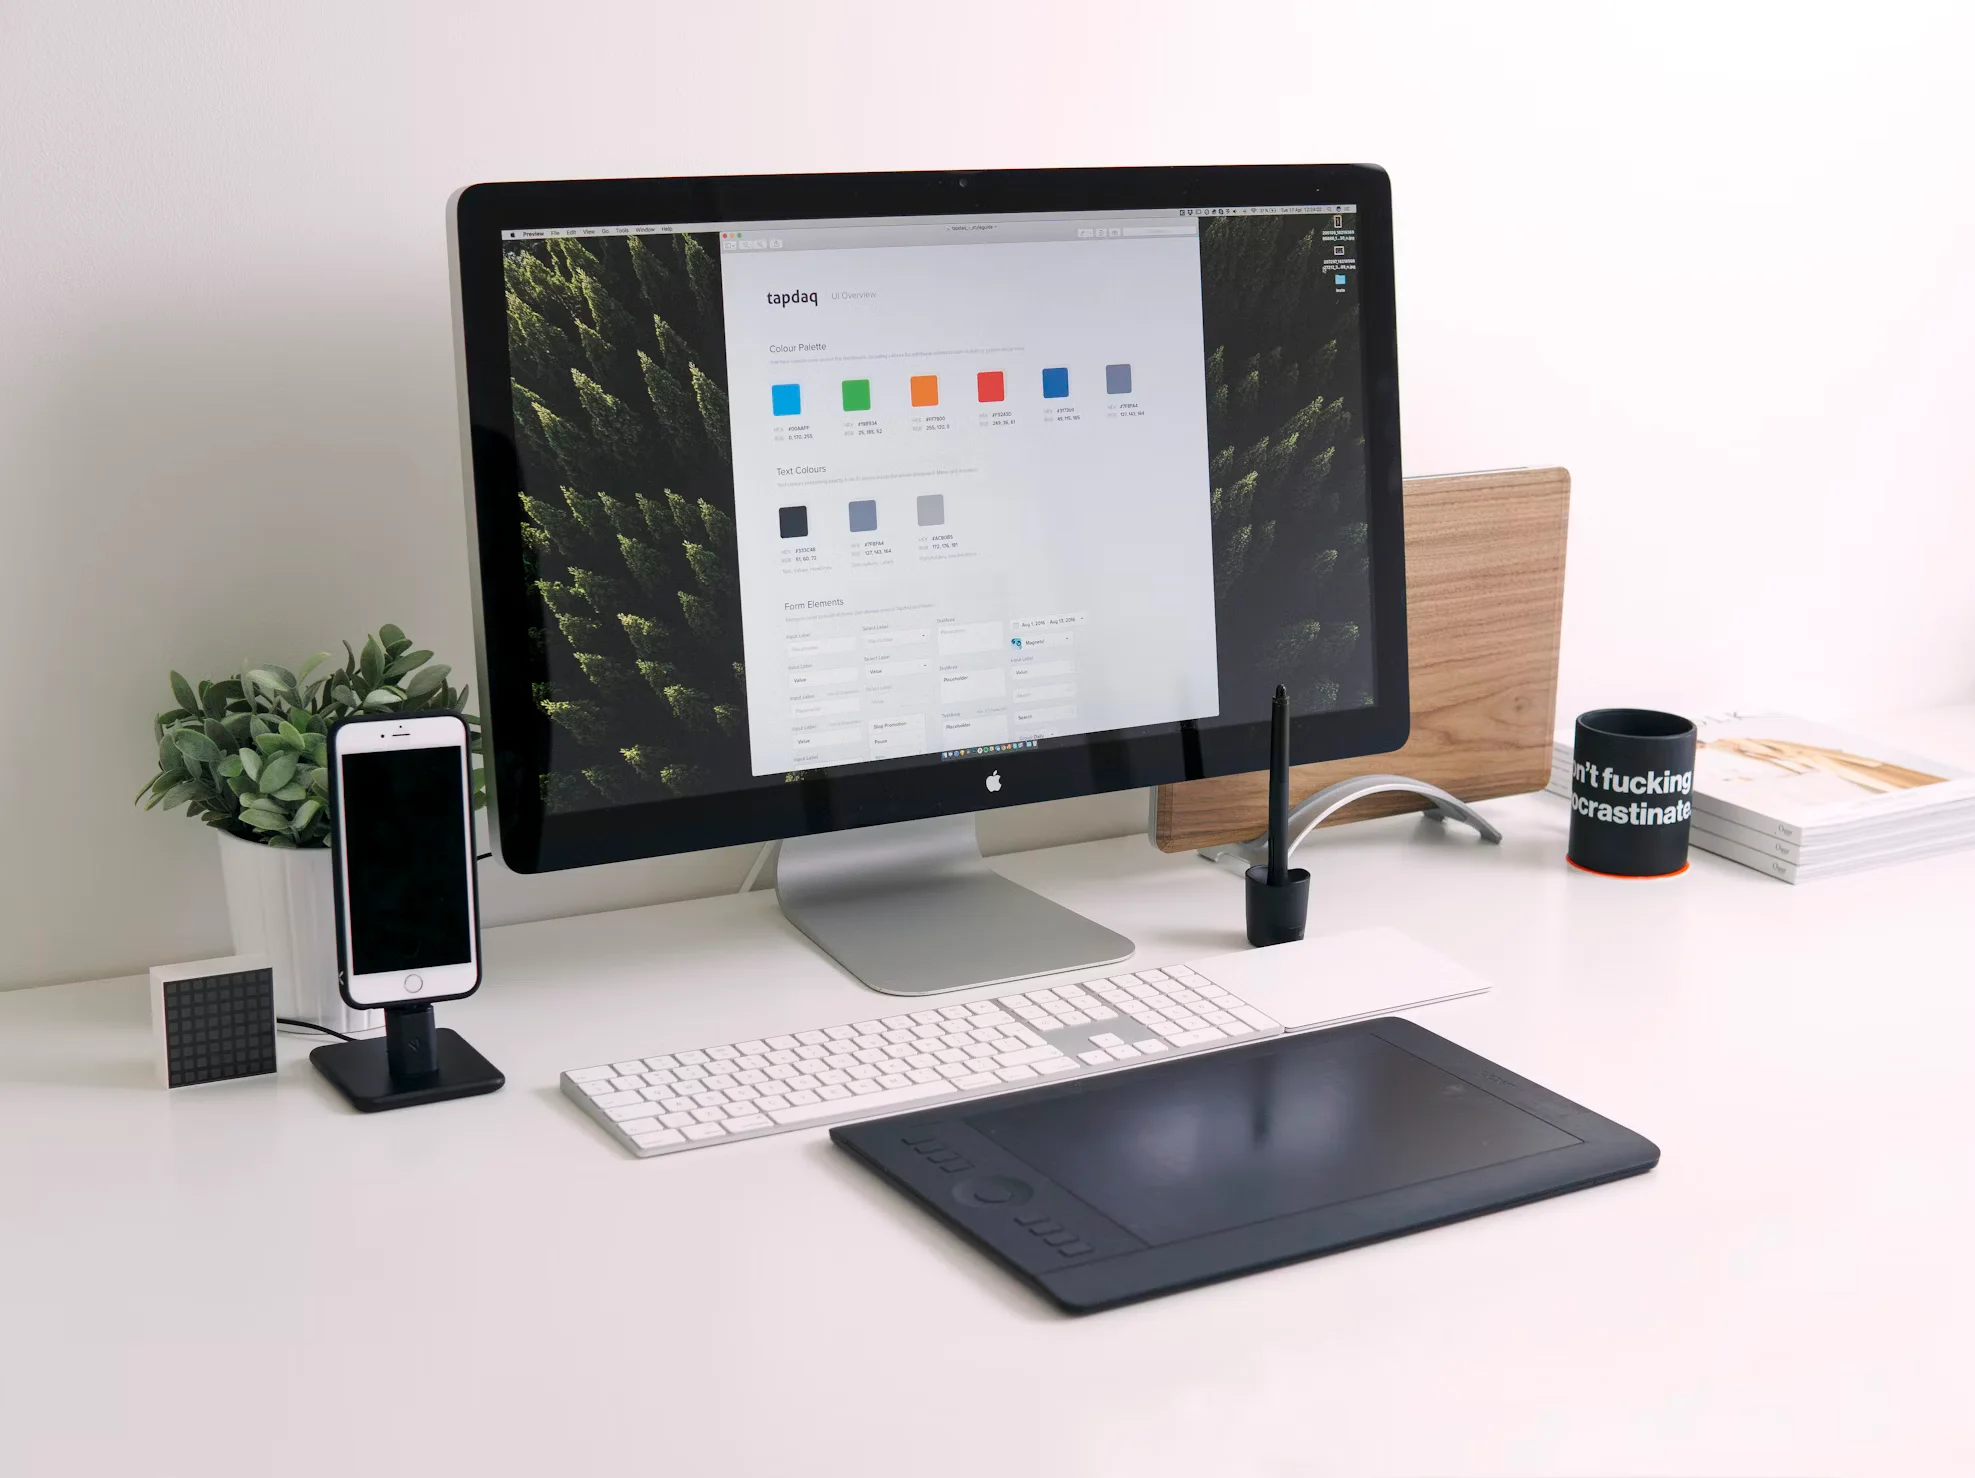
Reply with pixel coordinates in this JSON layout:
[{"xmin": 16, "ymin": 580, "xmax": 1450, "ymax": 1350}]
[
  {"xmin": 777, "ymin": 816, "xmax": 1133, "ymax": 997},
  {"xmin": 1195, "ymin": 773, "xmax": 1502, "ymax": 872}
]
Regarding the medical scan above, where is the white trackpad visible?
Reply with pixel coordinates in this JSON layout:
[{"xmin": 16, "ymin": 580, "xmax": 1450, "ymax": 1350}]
[{"xmin": 1189, "ymin": 926, "xmax": 1492, "ymax": 1031}]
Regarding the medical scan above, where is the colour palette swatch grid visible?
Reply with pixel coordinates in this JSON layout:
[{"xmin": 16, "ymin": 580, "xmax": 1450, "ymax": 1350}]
[{"xmin": 770, "ymin": 366, "xmax": 1136, "ymax": 413}]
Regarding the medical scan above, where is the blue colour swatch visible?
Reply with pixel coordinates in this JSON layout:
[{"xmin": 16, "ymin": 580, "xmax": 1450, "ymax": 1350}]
[
  {"xmin": 1041, "ymin": 367, "xmax": 1070, "ymax": 399},
  {"xmin": 848, "ymin": 499, "xmax": 877, "ymax": 533},
  {"xmin": 771, "ymin": 383, "xmax": 802, "ymax": 417},
  {"xmin": 1105, "ymin": 363, "xmax": 1132, "ymax": 395}
]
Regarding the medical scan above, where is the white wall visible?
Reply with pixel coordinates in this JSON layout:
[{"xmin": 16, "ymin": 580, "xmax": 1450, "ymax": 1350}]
[{"xmin": 3, "ymin": 0, "xmax": 1970, "ymax": 991}]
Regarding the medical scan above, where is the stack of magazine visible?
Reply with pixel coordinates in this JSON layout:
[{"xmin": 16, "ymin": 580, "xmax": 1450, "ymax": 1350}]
[{"xmin": 1548, "ymin": 713, "xmax": 1975, "ymax": 882}]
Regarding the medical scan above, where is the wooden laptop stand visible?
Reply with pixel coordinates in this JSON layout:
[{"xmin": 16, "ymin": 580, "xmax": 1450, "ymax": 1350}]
[{"xmin": 1153, "ymin": 466, "xmax": 1571, "ymax": 862}]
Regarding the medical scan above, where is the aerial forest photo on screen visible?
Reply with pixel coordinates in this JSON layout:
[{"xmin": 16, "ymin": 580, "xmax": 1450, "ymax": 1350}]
[
  {"xmin": 504, "ymin": 231, "xmax": 754, "ymax": 813},
  {"xmin": 1198, "ymin": 214, "xmax": 1374, "ymax": 724},
  {"xmin": 503, "ymin": 215, "xmax": 1372, "ymax": 814}
]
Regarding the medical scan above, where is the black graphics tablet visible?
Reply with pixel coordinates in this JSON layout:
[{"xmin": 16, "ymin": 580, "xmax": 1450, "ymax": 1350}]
[{"xmin": 831, "ymin": 1017, "xmax": 1660, "ymax": 1313}]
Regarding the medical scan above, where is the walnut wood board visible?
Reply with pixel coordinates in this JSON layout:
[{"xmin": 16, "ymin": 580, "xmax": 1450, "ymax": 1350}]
[{"xmin": 1153, "ymin": 466, "xmax": 1571, "ymax": 853}]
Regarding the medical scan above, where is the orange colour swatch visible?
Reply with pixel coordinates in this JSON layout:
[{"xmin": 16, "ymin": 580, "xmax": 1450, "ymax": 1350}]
[{"xmin": 910, "ymin": 374, "xmax": 940, "ymax": 407}]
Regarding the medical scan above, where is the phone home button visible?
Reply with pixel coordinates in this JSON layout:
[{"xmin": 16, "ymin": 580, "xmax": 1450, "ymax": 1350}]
[{"xmin": 403, "ymin": 974, "xmax": 425, "ymax": 994}]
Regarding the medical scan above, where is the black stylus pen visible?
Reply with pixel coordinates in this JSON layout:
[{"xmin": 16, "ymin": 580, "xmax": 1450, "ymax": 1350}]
[{"xmin": 1267, "ymin": 684, "xmax": 1289, "ymax": 886}]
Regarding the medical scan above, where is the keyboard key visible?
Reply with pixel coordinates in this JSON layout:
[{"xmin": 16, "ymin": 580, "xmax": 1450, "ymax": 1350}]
[
  {"xmin": 594, "ymin": 1090, "xmax": 640, "ymax": 1108},
  {"xmin": 632, "ymin": 1129, "xmax": 685, "ymax": 1149},
  {"xmin": 1168, "ymin": 1027, "xmax": 1226, "ymax": 1047},
  {"xmin": 877, "ymin": 1073, "xmax": 911, "ymax": 1090},
  {"xmin": 787, "ymin": 1089, "xmax": 821, "ymax": 1106},
  {"xmin": 996, "ymin": 1065, "xmax": 1038, "ymax": 1082},
  {"xmin": 768, "ymin": 1079, "xmax": 954, "ymax": 1125},
  {"xmin": 848, "ymin": 1080, "xmax": 879, "ymax": 1096},
  {"xmin": 723, "ymin": 1114, "xmax": 772, "ymax": 1133},
  {"xmin": 1104, "ymin": 1044, "xmax": 1142, "ymax": 1061},
  {"xmin": 611, "ymin": 1061, "xmax": 647, "ymax": 1075},
  {"xmin": 1078, "ymin": 1049, "xmax": 1111, "ymax": 1066},
  {"xmin": 766, "ymin": 1035, "xmax": 798, "ymax": 1050},
  {"xmin": 683, "ymin": 1123, "xmax": 726, "ymax": 1140},
  {"xmin": 1058, "ymin": 1241, "xmax": 1092, "ymax": 1256},
  {"xmin": 659, "ymin": 1112, "xmax": 694, "ymax": 1128},
  {"xmin": 955, "ymin": 1072, "xmax": 999, "ymax": 1090},
  {"xmin": 1042, "ymin": 1230, "xmax": 1078, "ymax": 1246},
  {"xmin": 996, "ymin": 1045, "xmax": 1063, "ymax": 1068},
  {"xmin": 569, "ymin": 1066, "xmax": 614, "ymax": 1084},
  {"xmin": 1089, "ymin": 1032, "xmax": 1124, "ymax": 1049},
  {"xmin": 678, "ymin": 1050, "xmax": 710, "ymax": 1065},
  {"xmin": 1235, "ymin": 1007, "xmax": 1277, "ymax": 1031},
  {"xmin": 1035, "ymin": 1058, "xmax": 1075, "ymax": 1075},
  {"xmin": 618, "ymin": 1116, "xmax": 661, "ymax": 1135},
  {"xmin": 709, "ymin": 1043, "xmax": 739, "ymax": 1060},
  {"xmin": 737, "ymin": 1040, "xmax": 769, "ymax": 1055},
  {"xmin": 819, "ymin": 1084, "xmax": 852, "ymax": 1100},
  {"xmin": 1135, "ymin": 1040, "xmax": 1168, "ymax": 1054}
]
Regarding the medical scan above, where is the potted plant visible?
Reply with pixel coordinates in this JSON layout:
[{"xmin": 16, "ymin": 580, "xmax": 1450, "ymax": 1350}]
[{"xmin": 137, "ymin": 625, "xmax": 484, "ymax": 1035}]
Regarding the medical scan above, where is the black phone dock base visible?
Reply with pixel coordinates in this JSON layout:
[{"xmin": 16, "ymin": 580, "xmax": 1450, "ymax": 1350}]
[{"xmin": 310, "ymin": 1003, "xmax": 504, "ymax": 1112}]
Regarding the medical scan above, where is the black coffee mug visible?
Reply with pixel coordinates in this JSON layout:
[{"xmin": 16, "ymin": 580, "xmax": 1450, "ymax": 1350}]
[{"xmin": 1567, "ymin": 708, "xmax": 1697, "ymax": 877}]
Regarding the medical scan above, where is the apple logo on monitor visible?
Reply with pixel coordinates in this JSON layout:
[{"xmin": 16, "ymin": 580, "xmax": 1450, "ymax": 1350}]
[{"xmin": 985, "ymin": 771, "xmax": 1002, "ymax": 793}]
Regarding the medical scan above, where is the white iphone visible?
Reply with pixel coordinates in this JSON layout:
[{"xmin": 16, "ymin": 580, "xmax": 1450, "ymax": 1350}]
[{"xmin": 329, "ymin": 712, "xmax": 481, "ymax": 1009}]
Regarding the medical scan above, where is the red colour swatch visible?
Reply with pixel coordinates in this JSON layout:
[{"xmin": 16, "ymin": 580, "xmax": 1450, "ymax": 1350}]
[{"xmin": 977, "ymin": 370, "xmax": 1005, "ymax": 403}]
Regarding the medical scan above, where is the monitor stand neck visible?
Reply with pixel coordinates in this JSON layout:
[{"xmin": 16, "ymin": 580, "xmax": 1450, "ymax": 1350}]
[{"xmin": 776, "ymin": 815, "xmax": 1133, "ymax": 997}]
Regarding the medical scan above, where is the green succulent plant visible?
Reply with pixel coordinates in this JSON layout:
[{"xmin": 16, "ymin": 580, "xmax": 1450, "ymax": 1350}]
[{"xmin": 137, "ymin": 624, "xmax": 484, "ymax": 848}]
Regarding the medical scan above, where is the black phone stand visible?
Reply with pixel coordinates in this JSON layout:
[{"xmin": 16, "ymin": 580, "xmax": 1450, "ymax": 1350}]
[{"xmin": 309, "ymin": 1003, "xmax": 504, "ymax": 1113}]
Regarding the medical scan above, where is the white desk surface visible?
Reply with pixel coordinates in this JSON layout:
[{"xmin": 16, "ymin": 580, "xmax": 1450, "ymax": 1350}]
[{"xmin": 6, "ymin": 728, "xmax": 1975, "ymax": 1477}]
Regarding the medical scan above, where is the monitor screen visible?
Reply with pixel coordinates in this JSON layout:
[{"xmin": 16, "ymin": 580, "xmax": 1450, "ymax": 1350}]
[{"xmin": 457, "ymin": 168, "xmax": 1405, "ymax": 868}]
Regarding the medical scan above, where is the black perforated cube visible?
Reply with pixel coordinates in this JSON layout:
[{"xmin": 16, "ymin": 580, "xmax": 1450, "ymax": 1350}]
[{"xmin": 160, "ymin": 967, "xmax": 277, "ymax": 1088}]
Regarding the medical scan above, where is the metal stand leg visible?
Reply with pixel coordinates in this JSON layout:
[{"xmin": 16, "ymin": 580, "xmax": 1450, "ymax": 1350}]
[
  {"xmin": 1196, "ymin": 773, "xmax": 1502, "ymax": 871},
  {"xmin": 778, "ymin": 815, "xmax": 1134, "ymax": 997}
]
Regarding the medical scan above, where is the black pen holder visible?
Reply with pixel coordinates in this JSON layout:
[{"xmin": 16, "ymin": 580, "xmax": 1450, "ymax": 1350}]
[{"xmin": 1245, "ymin": 865, "xmax": 1310, "ymax": 947}]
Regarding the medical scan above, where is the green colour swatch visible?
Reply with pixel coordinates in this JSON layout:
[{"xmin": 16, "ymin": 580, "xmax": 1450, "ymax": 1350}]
[{"xmin": 841, "ymin": 379, "xmax": 872, "ymax": 412}]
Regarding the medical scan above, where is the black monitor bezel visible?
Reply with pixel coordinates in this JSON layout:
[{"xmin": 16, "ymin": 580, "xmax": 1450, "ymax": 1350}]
[{"xmin": 454, "ymin": 164, "xmax": 1407, "ymax": 873}]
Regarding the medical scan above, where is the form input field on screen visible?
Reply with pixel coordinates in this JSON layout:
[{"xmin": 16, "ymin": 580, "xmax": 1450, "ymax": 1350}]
[
  {"xmin": 937, "ymin": 621, "xmax": 1005, "ymax": 656},
  {"xmin": 939, "ymin": 668, "xmax": 1007, "ymax": 701},
  {"xmin": 1012, "ymin": 682, "xmax": 1076, "ymax": 704},
  {"xmin": 789, "ymin": 667, "xmax": 860, "ymax": 691}
]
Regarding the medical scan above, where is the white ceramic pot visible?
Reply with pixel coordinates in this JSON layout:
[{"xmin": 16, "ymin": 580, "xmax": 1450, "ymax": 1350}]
[{"xmin": 216, "ymin": 830, "xmax": 379, "ymax": 1037}]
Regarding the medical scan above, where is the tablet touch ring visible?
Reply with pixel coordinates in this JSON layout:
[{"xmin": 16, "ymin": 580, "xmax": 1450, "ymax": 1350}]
[{"xmin": 953, "ymin": 1175, "xmax": 1033, "ymax": 1207}]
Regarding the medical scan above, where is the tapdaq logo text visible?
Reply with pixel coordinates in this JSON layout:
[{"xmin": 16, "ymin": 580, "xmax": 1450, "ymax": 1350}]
[{"xmin": 1571, "ymin": 760, "xmax": 1693, "ymax": 826}]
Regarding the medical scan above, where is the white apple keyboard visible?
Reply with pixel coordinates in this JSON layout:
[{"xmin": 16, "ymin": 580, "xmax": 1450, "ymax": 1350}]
[{"xmin": 560, "ymin": 928, "xmax": 1493, "ymax": 1158}]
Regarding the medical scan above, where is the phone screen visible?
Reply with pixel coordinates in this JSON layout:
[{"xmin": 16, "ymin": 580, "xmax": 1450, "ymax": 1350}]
[{"xmin": 341, "ymin": 746, "xmax": 472, "ymax": 976}]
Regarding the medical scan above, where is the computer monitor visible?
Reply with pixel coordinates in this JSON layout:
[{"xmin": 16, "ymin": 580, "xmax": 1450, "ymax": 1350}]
[{"xmin": 451, "ymin": 165, "xmax": 1406, "ymax": 995}]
